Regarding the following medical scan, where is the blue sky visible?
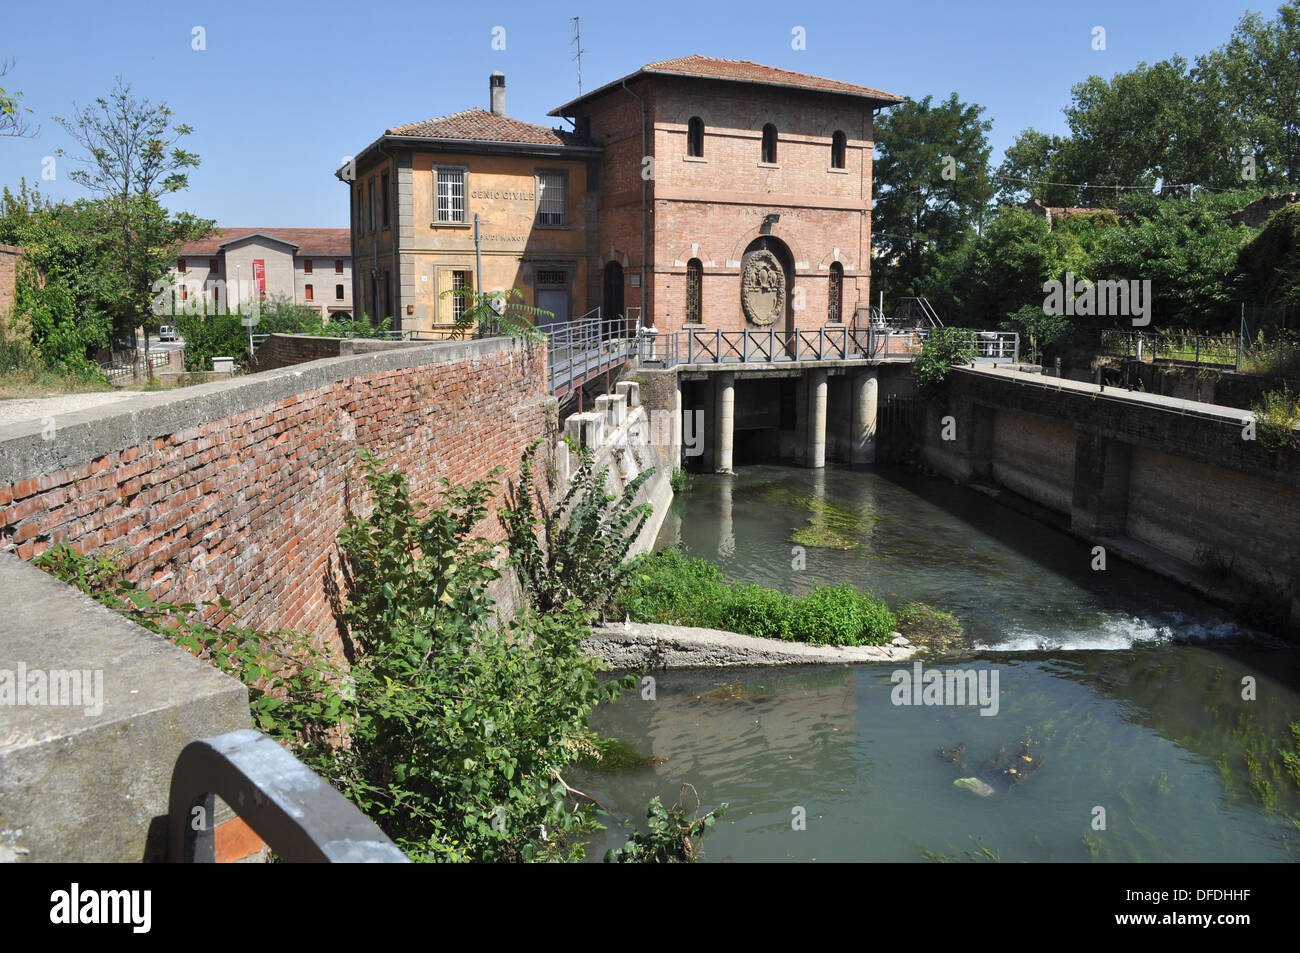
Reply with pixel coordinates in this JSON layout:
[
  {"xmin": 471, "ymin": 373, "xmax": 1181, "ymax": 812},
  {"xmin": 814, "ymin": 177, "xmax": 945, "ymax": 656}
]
[{"xmin": 0, "ymin": 0, "xmax": 1263, "ymax": 226}]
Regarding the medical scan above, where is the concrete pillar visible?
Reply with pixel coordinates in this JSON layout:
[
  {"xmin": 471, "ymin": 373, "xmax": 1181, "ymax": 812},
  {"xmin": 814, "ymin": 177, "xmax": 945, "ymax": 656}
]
[
  {"xmin": 700, "ymin": 378, "xmax": 715, "ymax": 473},
  {"xmin": 715, "ymin": 371, "xmax": 735, "ymax": 474},
  {"xmin": 1070, "ymin": 432, "xmax": 1133, "ymax": 537},
  {"xmin": 807, "ymin": 368, "xmax": 828, "ymax": 468},
  {"xmin": 851, "ymin": 369, "xmax": 879, "ymax": 464}
]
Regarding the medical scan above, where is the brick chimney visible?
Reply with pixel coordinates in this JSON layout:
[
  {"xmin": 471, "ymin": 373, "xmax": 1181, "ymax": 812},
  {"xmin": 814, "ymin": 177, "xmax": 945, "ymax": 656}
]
[{"xmin": 490, "ymin": 72, "xmax": 506, "ymax": 116}]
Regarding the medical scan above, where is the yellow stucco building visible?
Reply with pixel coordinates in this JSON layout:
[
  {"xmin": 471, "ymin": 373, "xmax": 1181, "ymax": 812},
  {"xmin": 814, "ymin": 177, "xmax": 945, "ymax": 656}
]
[{"xmin": 341, "ymin": 72, "xmax": 602, "ymax": 334}]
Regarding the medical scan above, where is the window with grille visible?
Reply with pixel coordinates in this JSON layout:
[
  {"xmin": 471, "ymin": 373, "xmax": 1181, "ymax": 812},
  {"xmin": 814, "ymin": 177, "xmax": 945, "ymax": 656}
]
[
  {"xmin": 686, "ymin": 258, "xmax": 703, "ymax": 324},
  {"xmin": 831, "ymin": 131, "xmax": 847, "ymax": 169},
  {"xmin": 451, "ymin": 270, "xmax": 469, "ymax": 322},
  {"xmin": 828, "ymin": 262, "xmax": 843, "ymax": 323},
  {"xmin": 687, "ymin": 117, "xmax": 704, "ymax": 157},
  {"xmin": 536, "ymin": 170, "xmax": 567, "ymax": 226},
  {"xmin": 437, "ymin": 168, "xmax": 466, "ymax": 223},
  {"xmin": 536, "ymin": 269, "xmax": 567, "ymax": 285}
]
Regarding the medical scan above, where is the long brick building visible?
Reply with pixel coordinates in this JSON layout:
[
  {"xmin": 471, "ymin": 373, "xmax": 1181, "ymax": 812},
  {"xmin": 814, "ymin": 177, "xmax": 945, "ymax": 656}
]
[{"xmin": 341, "ymin": 56, "xmax": 902, "ymax": 334}]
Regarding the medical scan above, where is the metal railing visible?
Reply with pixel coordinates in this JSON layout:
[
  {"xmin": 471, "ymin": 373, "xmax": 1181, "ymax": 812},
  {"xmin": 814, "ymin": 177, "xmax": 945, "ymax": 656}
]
[
  {"xmin": 1100, "ymin": 330, "xmax": 1239, "ymax": 369},
  {"xmin": 545, "ymin": 307, "xmax": 639, "ymax": 396},
  {"xmin": 168, "ymin": 729, "xmax": 408, "ymax": 863},
  {"xmin": 639, "ymin": 327, "xmax": 1017, "ymax": 368},
  {"xmin": 99, "ymin": 349, "xmax": 171, "ymax": 382}
]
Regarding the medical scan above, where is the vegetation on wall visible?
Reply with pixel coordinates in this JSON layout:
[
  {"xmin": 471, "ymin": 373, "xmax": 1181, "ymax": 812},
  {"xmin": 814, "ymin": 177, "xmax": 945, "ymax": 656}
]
[{"xmin": 34, "ymin": 449, "xmax": 724, "ymax": 862}]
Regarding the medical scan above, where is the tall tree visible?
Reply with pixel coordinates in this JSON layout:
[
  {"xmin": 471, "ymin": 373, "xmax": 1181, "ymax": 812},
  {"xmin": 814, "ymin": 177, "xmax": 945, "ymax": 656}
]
[
  {"xmin": 873, "ymin": 93, "xmax": 994, "ymax": 302},
  {"xmin": 53, "ymin": 78, "xmax": 212, "ymax": 365},
  {"xmin": 994, "ymin": 128, "xmax": 1068, "ymax": 206},
  {"xmin": 1209, "ymin": 1, "xmax": 1300, "ymax": 188}
]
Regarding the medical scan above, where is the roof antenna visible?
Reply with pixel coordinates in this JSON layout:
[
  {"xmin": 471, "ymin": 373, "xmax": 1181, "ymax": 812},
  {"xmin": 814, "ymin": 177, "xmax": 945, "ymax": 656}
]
[{"xmin": 570, "ymin": 17, "xmax": 584, "ymax": 95}]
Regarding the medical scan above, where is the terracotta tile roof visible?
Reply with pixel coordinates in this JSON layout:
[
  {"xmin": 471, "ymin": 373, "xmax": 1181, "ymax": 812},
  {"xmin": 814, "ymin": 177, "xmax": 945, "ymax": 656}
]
[
  {"xmin": 550, "ymin": 54, "xmax": 903, "ymax": 115},
  {"xmin": 386, "ymin": 108, "xmax": 594, "ymax": 147},
  {"xmin": 179, "ymin": 228, "xmax": 351, "ymax": 257}
]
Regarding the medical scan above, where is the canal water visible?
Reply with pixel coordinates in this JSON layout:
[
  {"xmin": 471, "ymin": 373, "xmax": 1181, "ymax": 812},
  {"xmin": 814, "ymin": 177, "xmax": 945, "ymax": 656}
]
[{"xmin": 574, "ymin": 464, "xmax": 1300, "ymax": 862}]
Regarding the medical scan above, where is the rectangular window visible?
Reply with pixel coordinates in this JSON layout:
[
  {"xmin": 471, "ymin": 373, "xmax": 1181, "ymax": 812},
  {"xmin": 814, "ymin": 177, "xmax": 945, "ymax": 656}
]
[
  {"xmin": 180, "ymin": 284, "xmax": 188, "ymax": 302},
  {"xmin": 177, "ymin": 258, "xmax": 186, "ymax": 272},
  {"xmin": 382, "ymin": 172, "xmax": 390, "ymax": 228},
  {"xmin": 436, "ymin": 168, "xmax": 466, "ymax": 223},
  {"xmin": 452, "ymin": 270, "xmax": 469, "ymax": 323},
  {"xmin": 356, "ymin": 188, "xmax": 363, "ymax": 233},
  {"xmin": 536, "ymin": 170, "xmax": 567, "ymax": 226},
  {"xmin": 369, "ymin": 178, "xmax": 376, "ymax": 233},
  {"xmin": 209, "ymin": 258, "xmax": 218, "ymax": 272},
  {"xmin": 334, "ymin": 259, "xmax": 343, "ymax": 274},
  {"xmin": 305, "ymin": 284, "xmax": 314, "ymax": 301},
  {"xmin": 304, "ymin": 259, "xmax": 313, "ymax": 274},
  {"xmin": 335, "ymin": 284, "xmax": 345, "ymax": 300}
]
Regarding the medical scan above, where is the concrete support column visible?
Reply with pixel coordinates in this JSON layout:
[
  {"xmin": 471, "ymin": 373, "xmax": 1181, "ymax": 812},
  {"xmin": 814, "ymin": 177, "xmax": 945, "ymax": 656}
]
[
  {"xmin": 715, "ymin": 371, "xmax": 735, "ymax": 474},
  {"xmin": 807, "ymin": 369, "xmax": 828, "ymax": 469},
  {"xmin": 851, "ymin": 369, "xmax": 879, "ymax": 464},
  {"xmin": 1070, "ymin": 432, "xmax": 1133, "ymax": 537}
]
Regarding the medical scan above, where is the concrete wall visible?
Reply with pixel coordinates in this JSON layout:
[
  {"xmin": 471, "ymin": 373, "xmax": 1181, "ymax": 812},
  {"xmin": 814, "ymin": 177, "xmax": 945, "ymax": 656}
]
[
  {"xmin": 921, "ymin": 366, "xmax": 1300, "ymax": 632},
  {"xmin": 0, "ymin": 552, "xmax": 251, "ymax": 862},
  {"xmin": 0, "ymin": 337, "xmax": 553, "ymax": 641},
  {"xmin": 562, "ymin": 381, "xmax": 675, "ymax": 558}
]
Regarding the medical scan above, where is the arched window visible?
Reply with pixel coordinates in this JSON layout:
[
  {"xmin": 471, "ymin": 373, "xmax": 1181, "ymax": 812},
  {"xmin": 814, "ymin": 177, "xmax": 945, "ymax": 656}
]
[
  {"xmin": 827, "ymin": 262, "xmax": 843, "ymax": 324},
  {"xmin": 687, "ymin": 117, "xmax": 704, "ymax": 158},
  {"xmin": 831, "ymin": 130, "xmax": 847, "ymax": 169},
  {"xmin": 686, "ymin": 258, "xmax": 703, "ymax": 324},
  {"xmin": 761, "ymin": 123, "xmax": 777, "ymax": 164}
]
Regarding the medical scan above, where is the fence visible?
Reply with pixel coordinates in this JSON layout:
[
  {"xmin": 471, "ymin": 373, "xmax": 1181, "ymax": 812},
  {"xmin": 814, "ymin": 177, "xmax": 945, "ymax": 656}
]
[
  {"xmin": 1100, "ymin": 330, "xmax": 1239, "ymax": 369},
  {"xmin": 639, "ymin": 326, "xmax": 1018, "ymax": 368}
]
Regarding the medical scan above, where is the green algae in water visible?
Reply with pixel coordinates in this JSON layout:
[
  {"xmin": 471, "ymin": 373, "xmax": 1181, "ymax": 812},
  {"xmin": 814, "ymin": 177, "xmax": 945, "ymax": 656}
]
[{"xmin": 577, "ymin": 735, "xmax": 661, "ymax": 773}]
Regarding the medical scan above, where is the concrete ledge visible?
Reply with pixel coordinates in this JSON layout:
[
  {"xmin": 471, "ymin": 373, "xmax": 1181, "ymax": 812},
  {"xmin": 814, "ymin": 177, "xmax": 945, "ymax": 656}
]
[
  {"xmin": 0, "ymin": 553, "xmax": 251, "ymax": 862},
  {"xmin": 0, "ymin": 335, "xmax": 538, "ymax": 486},
  {"xmin": 583, "ymin": 621, "xmax": 915, "ymax": 669}
]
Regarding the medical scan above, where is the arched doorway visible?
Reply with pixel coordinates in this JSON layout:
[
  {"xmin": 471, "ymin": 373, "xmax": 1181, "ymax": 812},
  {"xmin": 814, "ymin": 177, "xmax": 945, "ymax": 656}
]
[
  {"xmin": 602, "ymin": 262, "xmax": 624, "ymax": 338},
  {"xmin": 741, "ymin": 235, "xmax": 794, "ymax": 352}
]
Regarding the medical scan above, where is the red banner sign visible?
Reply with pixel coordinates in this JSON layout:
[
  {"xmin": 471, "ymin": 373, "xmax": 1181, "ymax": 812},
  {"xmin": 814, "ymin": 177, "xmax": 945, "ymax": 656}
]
[{"xmin": 252, "ymin": 259, "xmax": 266, "ymax": 298}]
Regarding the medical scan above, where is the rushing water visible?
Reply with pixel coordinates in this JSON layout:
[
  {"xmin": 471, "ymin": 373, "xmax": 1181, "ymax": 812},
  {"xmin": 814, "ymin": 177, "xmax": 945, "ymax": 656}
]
[{"xmin": 573, "ymin": 464, "xmax": 1300, "ymax": 862}]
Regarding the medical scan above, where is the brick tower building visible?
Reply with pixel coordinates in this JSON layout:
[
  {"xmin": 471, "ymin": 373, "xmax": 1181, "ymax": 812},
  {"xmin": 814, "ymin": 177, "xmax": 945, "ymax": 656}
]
[{"xmin": 548, "ymin": 55, "xmax": 903, "ymax": 335}]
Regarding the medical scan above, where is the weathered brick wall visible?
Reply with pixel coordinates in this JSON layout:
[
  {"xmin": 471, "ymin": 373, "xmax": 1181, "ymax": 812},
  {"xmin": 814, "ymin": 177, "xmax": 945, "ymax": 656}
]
[
  {"xmin": 0, "ymin": 338, "xmax": 553, "ymax": 641},
  {"xmin": 0, "ymin": 244, "xmax": 22, "ymax": 315},
  {"xmin": 251, "ymin": 332, "xmax": 430, "ymax": 371},
  {"xmin": 578, "ymin": 74, "xmax": 875, "ymax": 334}
]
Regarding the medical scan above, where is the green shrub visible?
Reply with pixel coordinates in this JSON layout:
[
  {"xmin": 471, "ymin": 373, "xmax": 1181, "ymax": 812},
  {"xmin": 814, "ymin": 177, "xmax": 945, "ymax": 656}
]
[
  {"xmin": 789, "ymin": 584, "xmax": 890, "ymax": 645},
  {"xmin": 501, "ymin": 441, "xmax": 653, "ymax": 621},
  {"xmin": 616, "ymin": 551, "xmax": 897, "ymax": 646},
  {"xmin": 719, "ymin": 584, "xmax": 795, "ymax": 640},
  {"xmin": 1252, "ymin": 386, "xmax": 1300, "ymax": 453}
]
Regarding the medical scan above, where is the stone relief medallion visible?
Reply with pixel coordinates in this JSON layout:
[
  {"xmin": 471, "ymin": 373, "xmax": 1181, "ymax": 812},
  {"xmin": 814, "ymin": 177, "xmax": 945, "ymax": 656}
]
[{"xmin": 741, "ymin": 249, "xmax": 786, "ymax": 327}]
